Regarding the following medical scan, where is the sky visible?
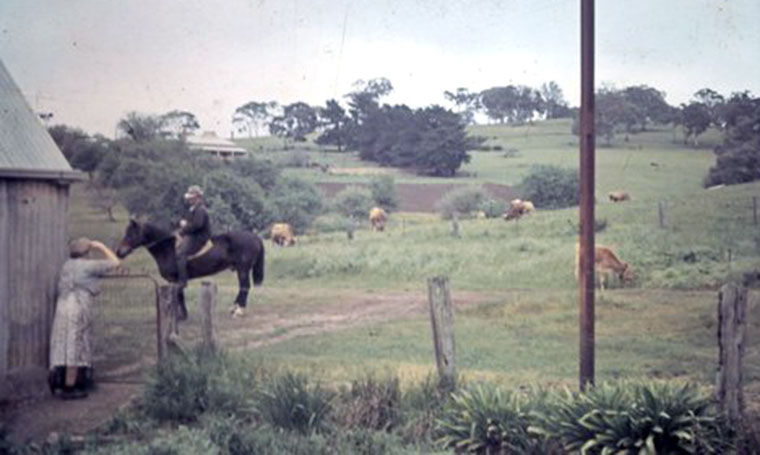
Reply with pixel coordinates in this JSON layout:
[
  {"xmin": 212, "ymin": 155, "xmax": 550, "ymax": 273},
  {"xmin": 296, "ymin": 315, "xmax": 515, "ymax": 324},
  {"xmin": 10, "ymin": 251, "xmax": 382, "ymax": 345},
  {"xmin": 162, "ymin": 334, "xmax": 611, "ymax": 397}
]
[{"xmin": 1, "ymin": 0, "xmax": 758, "ymax": 137}]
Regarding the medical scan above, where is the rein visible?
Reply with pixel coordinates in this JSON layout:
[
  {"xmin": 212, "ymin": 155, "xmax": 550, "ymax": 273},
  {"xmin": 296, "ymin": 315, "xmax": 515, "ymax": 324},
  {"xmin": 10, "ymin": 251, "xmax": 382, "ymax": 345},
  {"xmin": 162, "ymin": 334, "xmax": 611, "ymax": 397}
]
[{"xmin": 142, "ymin": 234, "xmax": 177, "ymax": 250}]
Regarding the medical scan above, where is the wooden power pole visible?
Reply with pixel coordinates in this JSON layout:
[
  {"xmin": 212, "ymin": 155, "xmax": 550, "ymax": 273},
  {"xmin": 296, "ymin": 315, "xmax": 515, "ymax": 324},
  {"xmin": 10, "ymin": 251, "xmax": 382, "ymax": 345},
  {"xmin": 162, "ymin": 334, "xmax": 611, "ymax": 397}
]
[{"xmin": 579, "ymin": 0, "xmax": 596, "ymax": 391}]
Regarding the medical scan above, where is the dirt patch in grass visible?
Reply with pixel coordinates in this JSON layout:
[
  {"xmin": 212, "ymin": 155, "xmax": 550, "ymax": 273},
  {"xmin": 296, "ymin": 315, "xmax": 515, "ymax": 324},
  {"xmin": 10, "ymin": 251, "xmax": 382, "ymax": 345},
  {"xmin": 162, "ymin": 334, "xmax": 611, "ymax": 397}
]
[{"xmin": 317, "ymin": 182, "xmax": 519, "ymax": 212}]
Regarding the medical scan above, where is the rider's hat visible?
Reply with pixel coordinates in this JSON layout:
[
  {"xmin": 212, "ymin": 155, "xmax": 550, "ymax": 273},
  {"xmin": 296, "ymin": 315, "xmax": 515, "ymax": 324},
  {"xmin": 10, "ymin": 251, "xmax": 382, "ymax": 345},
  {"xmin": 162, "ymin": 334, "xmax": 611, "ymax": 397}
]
[{"xmin": 184, "ymin": 185, "xmax": 203, "ymax": 199}]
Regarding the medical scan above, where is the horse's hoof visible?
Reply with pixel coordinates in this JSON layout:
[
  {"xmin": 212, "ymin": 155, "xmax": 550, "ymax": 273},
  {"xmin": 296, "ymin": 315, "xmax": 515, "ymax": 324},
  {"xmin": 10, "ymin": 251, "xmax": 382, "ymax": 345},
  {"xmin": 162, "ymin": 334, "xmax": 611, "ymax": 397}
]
[{"xmin": 231, "ymin": 306, "xmax": 245, "ymax": 318}]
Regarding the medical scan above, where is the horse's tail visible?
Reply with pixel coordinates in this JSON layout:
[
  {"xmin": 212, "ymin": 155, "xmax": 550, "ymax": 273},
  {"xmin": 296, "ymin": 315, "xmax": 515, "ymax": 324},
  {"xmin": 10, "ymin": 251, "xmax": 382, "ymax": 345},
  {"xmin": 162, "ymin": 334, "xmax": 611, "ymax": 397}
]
[{"xmin": 252, "ymin": 237, "xmax": 265, "ymax": 286}]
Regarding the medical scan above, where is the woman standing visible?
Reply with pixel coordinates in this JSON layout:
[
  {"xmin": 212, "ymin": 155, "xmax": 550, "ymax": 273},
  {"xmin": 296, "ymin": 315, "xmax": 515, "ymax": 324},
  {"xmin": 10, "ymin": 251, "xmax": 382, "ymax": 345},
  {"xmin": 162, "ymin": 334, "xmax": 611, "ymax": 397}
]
[{"xmin": 48, "ymin": 238, "xmax": 120, "ymax": 399}]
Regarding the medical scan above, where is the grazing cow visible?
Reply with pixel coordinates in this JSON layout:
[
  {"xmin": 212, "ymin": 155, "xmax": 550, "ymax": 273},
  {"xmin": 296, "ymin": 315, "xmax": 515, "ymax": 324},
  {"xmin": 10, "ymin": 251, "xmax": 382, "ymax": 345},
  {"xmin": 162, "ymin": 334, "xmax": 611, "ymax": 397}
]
[
  {"xmin": 369, "ymin": 207, "xmax": 388, "ymax": 231},
  {"xmin": 574, "ymin": 243, "xmax": 634, "ymax": 291},
  {"xmin": 608, "ymin": 191, "xmax": 630, "ymax": 202},
  {"xmin": 271, "ymin": 223, "xmax": 296, "ymax": 247},
  {"xmin": 503, "ymin": 199, "xmax": 535, "ymax": 221}
]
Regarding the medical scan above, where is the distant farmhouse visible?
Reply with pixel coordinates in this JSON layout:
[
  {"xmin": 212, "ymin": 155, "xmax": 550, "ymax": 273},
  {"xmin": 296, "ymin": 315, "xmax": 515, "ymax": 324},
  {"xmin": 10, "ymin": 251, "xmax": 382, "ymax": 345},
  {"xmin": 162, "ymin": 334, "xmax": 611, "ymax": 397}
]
[{"xmin": 185, "ymin": 131, "xmax": 247, "ymax": 159}]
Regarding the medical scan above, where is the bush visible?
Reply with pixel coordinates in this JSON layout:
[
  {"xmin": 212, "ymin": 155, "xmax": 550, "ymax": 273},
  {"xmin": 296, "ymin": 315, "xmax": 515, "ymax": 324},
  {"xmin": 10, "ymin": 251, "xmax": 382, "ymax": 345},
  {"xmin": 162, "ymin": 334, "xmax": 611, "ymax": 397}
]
[
  {"xmin": 520, "ymin": 165, "xmax": 579, "ymax": 209},
  {"xmin": 369, "ymin": 175, "xmax": 399, "ymax": 211},
  {"xmin": 333, "ymin": 186, "xmax": 374, "ymax": 219},
  {"xmin": 398, "ymin": 374, "xmax": 448, "ymax": 445},
  {"xmin": 436, "ymin": 384, "xmax": 553, "ymax": 455},
  {"xmin": 435, "ymin": 185, "xmax": 488, "ymax": 219},
  {"xmin": 231, "ymin": 157, "xmax": 281, "ymax": 191},
  {"xmin": 336, "ymin": 375, "xmax": 402, "ymax": 431},
  {"xmin": 203, "ymin": 169, "xmax": 275, "ymax": 232},
  {"xmin": 478, "ymin": 198, "xmax": 508, "ymax": 218},
  {"xmin": 311, "ymin": 213, "xmax": 357, "ymax": 234},
  {"xmin": 276, "ymin": 151, "xmax": 312, "ymax": 168},
  {"xmin": 141, "ymin": 347, "xmax": 254, "ymax": 423},
  {"xmin": 704, "ymin": 139, "xmax": 760, "ymax": 187},
  {"xmin": 255, "ymin": 372, "xmax": 335, "ymax": 435},
  {"xmin": 532, "ymin": 381, "xmax": 731, "ymax": 455},
  {"xmin": 269, "ymin": 176, "xmax": 325, "ymax": 233}
]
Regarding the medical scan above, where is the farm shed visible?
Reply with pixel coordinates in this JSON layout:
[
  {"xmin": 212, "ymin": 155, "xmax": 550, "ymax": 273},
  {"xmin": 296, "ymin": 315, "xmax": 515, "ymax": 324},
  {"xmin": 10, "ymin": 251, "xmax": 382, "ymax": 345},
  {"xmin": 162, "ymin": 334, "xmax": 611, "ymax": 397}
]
[{"xmin": 0, "ymin": 60, "xmax": 83, "ymax": 401}]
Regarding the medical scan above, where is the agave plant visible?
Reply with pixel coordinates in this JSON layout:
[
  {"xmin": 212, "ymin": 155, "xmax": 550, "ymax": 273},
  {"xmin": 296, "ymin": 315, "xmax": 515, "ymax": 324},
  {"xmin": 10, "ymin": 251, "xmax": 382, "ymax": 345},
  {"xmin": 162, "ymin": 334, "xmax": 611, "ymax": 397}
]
[
  {"xmin": 531, "ymin": 380, "xmax": 730, "ymax": 455},
  {"xmin": 436, "ymin": 384, "xmax": 553, "ymax": 454}
]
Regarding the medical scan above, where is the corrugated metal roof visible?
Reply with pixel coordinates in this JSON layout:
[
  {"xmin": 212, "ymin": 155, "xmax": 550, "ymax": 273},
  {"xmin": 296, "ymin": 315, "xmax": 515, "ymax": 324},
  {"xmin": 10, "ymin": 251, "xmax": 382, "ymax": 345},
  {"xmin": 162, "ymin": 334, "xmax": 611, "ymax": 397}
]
[{"xmin": 0, "ymin": 59, "xmax": 81, "ymax": 180}]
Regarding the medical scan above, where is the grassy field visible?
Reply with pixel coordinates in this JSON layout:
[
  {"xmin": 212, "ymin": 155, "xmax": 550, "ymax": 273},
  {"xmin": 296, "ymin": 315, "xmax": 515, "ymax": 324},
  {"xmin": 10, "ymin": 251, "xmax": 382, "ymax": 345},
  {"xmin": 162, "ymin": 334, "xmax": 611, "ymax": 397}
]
[
  {"xmin": 70, "ymin": 120, "xmax": 760, "ymax": 395},
  {"xmin": 235, "ymin": 120, "xmax": 722, "ymax": 201}
]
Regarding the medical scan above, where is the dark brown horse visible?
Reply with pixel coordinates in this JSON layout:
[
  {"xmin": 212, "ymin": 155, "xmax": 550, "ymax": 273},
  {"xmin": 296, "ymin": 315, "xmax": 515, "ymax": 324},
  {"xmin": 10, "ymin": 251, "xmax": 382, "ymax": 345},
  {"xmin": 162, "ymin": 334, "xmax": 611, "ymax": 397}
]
[{"xmin": 116, "ymin": 219, "xmax": 264, "ymax": 318}]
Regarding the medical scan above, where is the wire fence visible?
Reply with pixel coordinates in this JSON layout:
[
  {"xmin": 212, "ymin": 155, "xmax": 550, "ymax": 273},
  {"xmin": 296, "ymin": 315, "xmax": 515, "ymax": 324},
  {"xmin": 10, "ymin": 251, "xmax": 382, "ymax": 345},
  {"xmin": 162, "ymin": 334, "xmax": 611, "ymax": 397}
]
[{"xmin": 91, "ymin": 274, "xmax": 159, "ymax": 384}]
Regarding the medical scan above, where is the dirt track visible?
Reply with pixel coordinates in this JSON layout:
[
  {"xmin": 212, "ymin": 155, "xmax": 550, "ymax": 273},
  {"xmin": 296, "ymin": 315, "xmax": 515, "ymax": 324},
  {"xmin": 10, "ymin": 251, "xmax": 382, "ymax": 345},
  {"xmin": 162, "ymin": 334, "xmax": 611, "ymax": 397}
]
[{"xmin": 2, "ymin": 288, "xmax": 496, "ymax": 443}]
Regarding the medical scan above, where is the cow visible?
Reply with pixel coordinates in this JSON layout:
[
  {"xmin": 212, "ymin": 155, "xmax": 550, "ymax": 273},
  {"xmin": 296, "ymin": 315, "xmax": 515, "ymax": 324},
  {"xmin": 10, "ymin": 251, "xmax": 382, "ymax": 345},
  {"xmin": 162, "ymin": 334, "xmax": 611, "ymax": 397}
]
[
  {"xmin": 608, "ymin": 191, "xmax": 630, "ymax": 202},
  {"xmin": 574, "ymin": 243, "xmax": 634, "ymax": 291},
  {"xmin": 271, "ymin": 223, "xmax": 296, "ymax": 247},
  {"xmin": 503, "ymin": 199, "xmax": 535, "ymax": 221},
  {"xmin": 369, "ymin": 207, "xmax": 388, "ymax": 231}
]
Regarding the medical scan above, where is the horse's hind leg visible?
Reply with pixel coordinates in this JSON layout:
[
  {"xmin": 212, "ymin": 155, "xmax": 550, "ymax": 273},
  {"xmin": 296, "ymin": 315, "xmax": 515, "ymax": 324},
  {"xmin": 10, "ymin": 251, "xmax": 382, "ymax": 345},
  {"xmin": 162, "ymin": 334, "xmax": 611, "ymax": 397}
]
[{"xmin": 231, "ymin": 267, "xmax": 251, "ymax": 317}]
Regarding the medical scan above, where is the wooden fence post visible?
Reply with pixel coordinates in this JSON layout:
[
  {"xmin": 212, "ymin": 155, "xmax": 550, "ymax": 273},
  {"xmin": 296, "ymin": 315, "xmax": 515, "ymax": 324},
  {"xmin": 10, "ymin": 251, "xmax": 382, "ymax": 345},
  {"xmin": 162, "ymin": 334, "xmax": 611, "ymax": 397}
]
[
  {"xmin": 427, "ymin": 276, "xmax": 456, "ymax": 390},
  {"xmin": 752, "ymin": 196, "xmax": 757, "ymax": 226},
  {"xmin": 450, "ymin": 213, "xmax": 460, "ymax": 238},
  {"xmin": 200, "ymin": 281, "xmax": 218, "ymax": 353},
  {"xmin": 157, "ymin": 284, "xmax": 185, "ymax": 360},
  {"xmin": 716, "ymin": 283, "xmax": 747, "ymax": 427},
  {"xmin": 658, "ymin": 200, "xmax": 665, "ymax": 228}
]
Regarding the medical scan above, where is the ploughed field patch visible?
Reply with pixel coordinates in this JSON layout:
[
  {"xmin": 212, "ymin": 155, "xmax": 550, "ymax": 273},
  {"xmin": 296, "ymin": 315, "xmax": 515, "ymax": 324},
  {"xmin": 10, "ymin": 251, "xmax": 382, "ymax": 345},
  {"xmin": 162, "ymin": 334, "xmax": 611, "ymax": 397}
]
[{"xmin": 317, "ymin": 182, "xmax": 519, "ymax": 212}]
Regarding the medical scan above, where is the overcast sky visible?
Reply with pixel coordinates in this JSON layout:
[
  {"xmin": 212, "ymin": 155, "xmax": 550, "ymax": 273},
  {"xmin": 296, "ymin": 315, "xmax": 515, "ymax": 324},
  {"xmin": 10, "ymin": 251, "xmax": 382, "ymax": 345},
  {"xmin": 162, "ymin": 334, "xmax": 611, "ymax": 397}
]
[{"xmin": 1, "ymin": 0, "xmax": 758, "ymax": 137}]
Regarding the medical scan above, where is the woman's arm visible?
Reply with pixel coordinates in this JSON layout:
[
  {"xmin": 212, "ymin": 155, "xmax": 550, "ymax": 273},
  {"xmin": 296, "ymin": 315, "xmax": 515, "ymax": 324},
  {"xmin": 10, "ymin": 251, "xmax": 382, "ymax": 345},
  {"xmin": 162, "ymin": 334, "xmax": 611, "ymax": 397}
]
[{"xmin": 89, "ymin": 240, "xmax": 120, "ymax": 265}]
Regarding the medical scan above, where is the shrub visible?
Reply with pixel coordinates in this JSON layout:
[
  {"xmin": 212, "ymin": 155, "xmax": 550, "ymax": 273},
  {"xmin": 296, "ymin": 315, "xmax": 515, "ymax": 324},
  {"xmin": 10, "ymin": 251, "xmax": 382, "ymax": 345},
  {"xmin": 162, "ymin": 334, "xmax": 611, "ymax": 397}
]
[
  {"xmin": 436, "ymin": 384, "xmax": 552, "ymax": 454},
  {"xmin": 203, "ymin": 169, "xmax": 275, "ymax": 232},
  {"xmin": 276, "ymin": 151, "xmax": 312, "ymax": 168},
  {"xmin": 311, "ymin": 214, "xmax": 357, "ymax": 234},
  {"xmin": 141, "ymin": 347, "xmax": 254, "ymax": 423},
  {"xmin": 398, "ymin": 374, "xmax": 448, "ymax": 445},
  {"xmin": 269, "ymin": 176, "xmax": 325, "ymax": 233},
  {"xmin": 532, "ymin": 381, "xmax": 731, "ymax": 455},
  {"xmin": 435, "ymin": 185, "xmax": 488, "ymax": 219},
  {"xmin": 520, "ymin": 165, "xmax": 579, "ymax": 209},
  {"xmin": 478, "ymin": 198, "xmax": 508, "ymax": 218},
  {"xmin": 231, "ymin": 156, "xmax": 281, "ymax": 191},
  {"xmin": 255, "ymin": 372, "xmax": 334, "ymax": 435},
  {"xmin": 333, "ymin": 186, "xmax": 374, "ymax": 219},
  {"xmin": 336, "ymin": 375, "xmax": 402, "ymax": 431},
  {"xmin": 369, "ymin": 175, "xmax": 399, "ymax": 211}
]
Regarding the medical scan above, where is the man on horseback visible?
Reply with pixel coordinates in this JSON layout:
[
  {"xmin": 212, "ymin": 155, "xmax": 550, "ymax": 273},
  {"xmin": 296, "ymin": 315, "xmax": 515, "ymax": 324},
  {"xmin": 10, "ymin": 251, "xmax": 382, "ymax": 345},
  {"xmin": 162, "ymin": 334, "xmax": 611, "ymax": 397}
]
[{"xmin": 176, "ymin": 185, "xmax": 211, "ymax": 288}]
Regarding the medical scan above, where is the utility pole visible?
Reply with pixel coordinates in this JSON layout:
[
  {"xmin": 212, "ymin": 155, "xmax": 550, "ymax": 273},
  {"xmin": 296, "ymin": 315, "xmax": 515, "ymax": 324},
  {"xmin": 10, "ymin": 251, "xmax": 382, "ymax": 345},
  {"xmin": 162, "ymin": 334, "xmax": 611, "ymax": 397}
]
[{"xmin": 578, "ymin": 0, "xmax": 596, "ymax": 391}]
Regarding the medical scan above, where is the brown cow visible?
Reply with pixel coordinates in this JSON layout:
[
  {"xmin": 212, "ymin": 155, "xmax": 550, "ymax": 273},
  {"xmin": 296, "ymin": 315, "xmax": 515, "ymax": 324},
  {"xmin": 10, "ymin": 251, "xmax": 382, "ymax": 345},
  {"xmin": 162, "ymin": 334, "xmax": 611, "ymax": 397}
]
[
  {"xmin": 503, "ymin": 199, "xmax": 535, "ymax": 221},
  {"xmin": 271, "ymin": 223, "xmax": 296, "ymax": 246},
  {"xmin": 574, "ymin": 243, "xmax": 634, "ymax": 291},
  {"xmin": 608, "ymin": 191, "xmax": 630, "ymax": 202},
  {"xmin": 369, "ymin": 207, "xmax": 388, "ymax": 231}
]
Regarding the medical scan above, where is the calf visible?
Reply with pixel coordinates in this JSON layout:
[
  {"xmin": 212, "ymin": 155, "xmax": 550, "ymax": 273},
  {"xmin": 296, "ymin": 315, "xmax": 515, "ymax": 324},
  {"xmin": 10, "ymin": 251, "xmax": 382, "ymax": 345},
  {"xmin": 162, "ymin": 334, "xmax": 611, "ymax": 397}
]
[
  {"xmin": 271, "ymin": 223, "xmax": 296, "ymax": 247},
  {"xmin": 608, "ymin": 191, "xmax": 630, "ymax": 202},
  {"xmin": 369, "ymin": 207, "xmax": 388, "ymax": 231},
  {"xmin": 575, "ymin": 243, "xmax": 634, "ymax": 291}
]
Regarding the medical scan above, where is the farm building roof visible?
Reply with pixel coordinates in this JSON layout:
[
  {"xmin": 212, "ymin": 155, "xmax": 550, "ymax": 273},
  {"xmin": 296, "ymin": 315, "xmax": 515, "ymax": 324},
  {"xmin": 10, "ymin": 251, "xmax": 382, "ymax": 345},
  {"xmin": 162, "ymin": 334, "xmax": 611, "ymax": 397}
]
[
  {"xmin": 0, "ymin": 60, "xmax": 83, "ymax": 181},
  {"xmin": 185, "ymin": 132, "xmax": 247, "ymax": 157}
]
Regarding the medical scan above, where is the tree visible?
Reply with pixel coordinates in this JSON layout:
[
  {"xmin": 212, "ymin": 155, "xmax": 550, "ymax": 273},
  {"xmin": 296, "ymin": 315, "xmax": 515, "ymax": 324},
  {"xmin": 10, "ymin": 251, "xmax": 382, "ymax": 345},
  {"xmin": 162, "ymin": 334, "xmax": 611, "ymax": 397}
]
[
  {"xmin": 231, "ymin": 156, "xmax": 281, "ymax": 191},
  {"xmin": 233, "ymin": 101, "xmax": 278, "ymax": 138},
  {"xmin": 332, "ymin": 186, "xmax": 374, "ymax": 219},
  {"xmin": 48, "ymin": 125, "xmax": 108, "ymax": 178},
  {"xmin": 621, "ymin": 85, "xmax": 672, "ymax": 131},
  {"xmin": 269, "ymin": 102, "xmax": 318, "ymax": 148},
  {"xmin": 704, "ymin": 92, "xmax": 760, "ymax": 186},
  {"xmin": 680, "ymin": 102, "xmax": 712, "ymax": 146},
  {"xmin": 160, "ymin": 110, "xmax": 200, "ymax": 139},
  {"xmin": 479, "ymin": 85, "xmax": 543, "ymax": 124},
  {"xmin": 268, "ymin": 176, "xmax": 324, "ymax": 233},
  {"xmin": 443, "ymin": 87, "xmax": 481, "ymax": 125},
  {"xmin": 117, "ymin": 112, "xmax": 165, "ymax": 142},
  {"xmin": 315, "ymin": 99, "xmax": 350, "ymax": 152},
  {"xmin": 369, "ymin": 175, "xmax": 399, "ymax": 211},
  {"xmin": 693, "ymin": 88, "xmax": 725, "ymax": 129},
  {"xmin": 408, "ymin": 105, "xmax": 475, "ymax": 176},
  {"xmin": 345, "ymin": 77, "xmax": 393, "ymax": 122},
  {"xmin": 540, "ymin": 81, "xmax": 571, "ymax": 119}
]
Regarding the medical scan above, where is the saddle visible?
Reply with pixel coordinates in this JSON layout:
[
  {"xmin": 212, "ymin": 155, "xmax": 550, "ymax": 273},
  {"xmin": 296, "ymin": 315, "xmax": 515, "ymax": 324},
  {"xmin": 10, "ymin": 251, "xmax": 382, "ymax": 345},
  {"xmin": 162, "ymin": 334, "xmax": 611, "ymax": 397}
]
[{"xmin": 175, "ymin": 234, "xmax": 214, "ymax": 260}]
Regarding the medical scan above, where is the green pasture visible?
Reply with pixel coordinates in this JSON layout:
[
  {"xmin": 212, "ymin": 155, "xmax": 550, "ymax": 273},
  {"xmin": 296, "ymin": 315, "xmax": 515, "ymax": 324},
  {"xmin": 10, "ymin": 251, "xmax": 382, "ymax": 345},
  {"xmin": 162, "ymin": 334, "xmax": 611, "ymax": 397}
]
[
  {"xmin": 69, "ymin": 120, "xmax": 760, "ymax": 392},
  {"xmin": 236, "ymin": 119, "xmax": 722, "ymax": 200}
]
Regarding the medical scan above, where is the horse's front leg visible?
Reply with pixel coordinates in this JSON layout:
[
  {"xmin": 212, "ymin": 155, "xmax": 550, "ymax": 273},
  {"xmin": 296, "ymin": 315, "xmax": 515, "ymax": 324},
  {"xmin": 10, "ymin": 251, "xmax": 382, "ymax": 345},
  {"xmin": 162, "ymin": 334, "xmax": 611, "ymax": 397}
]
[
  {"xmin": 177, "ymin": 287, "xmax": 189, "ymax": 321},
  {"xmin": 231, "ymin": 268, "xmax": 251, "ymax": 318}
]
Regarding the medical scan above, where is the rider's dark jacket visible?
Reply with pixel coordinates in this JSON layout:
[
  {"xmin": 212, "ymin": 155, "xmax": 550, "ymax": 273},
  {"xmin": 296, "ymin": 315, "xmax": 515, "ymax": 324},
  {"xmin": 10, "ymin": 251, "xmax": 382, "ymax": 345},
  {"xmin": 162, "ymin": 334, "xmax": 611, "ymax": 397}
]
[{"xmin": 179, "ymin": 201, "xmax": 211, "ymax": 253}]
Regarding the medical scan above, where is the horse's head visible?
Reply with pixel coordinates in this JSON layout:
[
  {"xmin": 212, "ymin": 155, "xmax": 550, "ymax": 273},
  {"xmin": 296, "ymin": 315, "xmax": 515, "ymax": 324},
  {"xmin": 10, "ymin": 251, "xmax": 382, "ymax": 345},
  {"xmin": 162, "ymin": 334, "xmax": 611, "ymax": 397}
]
[{"xmin": 116, "ymin": 218, "xmax": 145, "ymax": 258}]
